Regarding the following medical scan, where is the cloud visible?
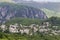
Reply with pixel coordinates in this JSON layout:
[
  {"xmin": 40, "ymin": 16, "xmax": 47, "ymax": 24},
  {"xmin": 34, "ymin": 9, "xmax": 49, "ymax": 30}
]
[
  {"xmin": 12, "ymin": 0, "xmax": 60, "ymax": 2},
  {"xmin": 33, "ymin": 0, "xmax": 60, "ymax": 2}
]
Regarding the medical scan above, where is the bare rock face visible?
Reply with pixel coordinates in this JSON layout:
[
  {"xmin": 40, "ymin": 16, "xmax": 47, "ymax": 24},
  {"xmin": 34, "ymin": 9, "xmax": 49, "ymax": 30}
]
[{"xmin": 0, "ymin": 3, "xmax": 47, "ymax": 23}]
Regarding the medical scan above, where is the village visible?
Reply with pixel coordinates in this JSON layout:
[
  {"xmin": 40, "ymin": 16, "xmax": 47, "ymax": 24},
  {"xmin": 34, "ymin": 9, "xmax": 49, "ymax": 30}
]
[{"xmin": 0, "ymin": 22, "xmax": 60, "ymax": 35}]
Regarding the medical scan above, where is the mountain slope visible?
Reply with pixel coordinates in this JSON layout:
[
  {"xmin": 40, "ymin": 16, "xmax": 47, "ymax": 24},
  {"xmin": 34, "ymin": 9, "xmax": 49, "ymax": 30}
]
[
  {"xmin": 21, "ymin": 2, "xmax": 60, "ymax": 12},
  {"xmin": 5, "ymin": 17, "xmax": 42, "ymax": 26},
  {"xmin": 41, "ymin": 8, "xmax": 60, "ymax": 18},
  {"xmin": 0, "ymin": 0, "xmax": 60, "ymax": 12},
  {"xmin": 12, "ymin": 0, "xmax": 60, "ymax": 12},
  {"xmin": 0, "ymin": 0, "xmax": 13, "ymax": 2},
  {"xmin": 0, "ymin": 2, "xmax": 47, "ymax": 23}
]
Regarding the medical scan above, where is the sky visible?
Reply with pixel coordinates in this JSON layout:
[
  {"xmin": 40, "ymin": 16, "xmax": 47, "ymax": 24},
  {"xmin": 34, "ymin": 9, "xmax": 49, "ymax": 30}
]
[
  {"xmin": 26, "ymin": 0, "xmax": 60, "ymax": 2},
  {"xmin": 0, "ymin": 0, "xmax": 60, "ymax": 2}
]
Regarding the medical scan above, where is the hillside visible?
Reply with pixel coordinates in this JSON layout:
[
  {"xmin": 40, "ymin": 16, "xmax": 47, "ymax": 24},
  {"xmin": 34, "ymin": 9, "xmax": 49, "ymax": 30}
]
[
  {"xmin": 41, "ymin": 8, "xmax": 60, "ymax": 18},
  {"xmin": 0, "ymin": 0, "xmax": 60, "ymax": 12},
  {"xmin": 13, "ymin": 0, "xmax": 60, "ymax": 12},
  {"xmin": 5, "ymin": 17, "xmax": 43, "ymax": 26},
  {"xmin": 0, "ymin": 2, "xmax": 47, "ymax": 23},
  {"xmin": 21, "ymin": 2, "xmax": 60, "ymax": 12},
  {"xmin": 0, "ymin": 32, "xmax": 60, "ymax": 40},
  {"xmin": 0, "ymin": 0, "xmax": 13, "ymax": 2}
]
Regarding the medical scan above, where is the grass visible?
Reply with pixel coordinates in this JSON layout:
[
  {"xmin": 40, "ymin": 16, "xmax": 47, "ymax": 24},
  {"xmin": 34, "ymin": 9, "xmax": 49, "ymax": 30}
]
[
  {"xmin": 0, "ymin": 32, "xmax": 60, "ymax": 40},
  {"xmin": 0, "ymin": 37, "xmax": 9, "ymax": 40},
  {"xmin": 41, "ymin": 8, "xmax": 60, "ymax": 18}
]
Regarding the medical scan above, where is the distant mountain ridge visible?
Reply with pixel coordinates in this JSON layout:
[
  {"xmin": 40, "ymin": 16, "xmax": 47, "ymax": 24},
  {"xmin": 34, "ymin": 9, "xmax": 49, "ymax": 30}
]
[
  {"xmin": 0, "ymin": 0, "xmax": 60, "ymax": 12},
  {"xmin": 11, "ymin": 0, "xmax": 60, "ymax": 12},
  {"xmin": 18, "ymin": 2, "xmax": 60, "ymax": 12},
  {"xmin": 0, "ymin": 2, "xmax": 47, "ymax": 23}
]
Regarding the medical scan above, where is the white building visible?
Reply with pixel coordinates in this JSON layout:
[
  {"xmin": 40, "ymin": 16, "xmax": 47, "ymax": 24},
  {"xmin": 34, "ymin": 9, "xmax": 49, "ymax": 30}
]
[
  {"xmin": 43, "ymin": 22, "xmax": 50, "ymax": 27},
  {"xmin": 9, "ymin": 23, "xmax": 19, "ymax": 33},
  {"xmin": 23, "ymin": 29, "xmax": 30, "ymax": 35},
  {"xmin": 0, "ymin": 24, "xmax": 7, "ymax": 32}
]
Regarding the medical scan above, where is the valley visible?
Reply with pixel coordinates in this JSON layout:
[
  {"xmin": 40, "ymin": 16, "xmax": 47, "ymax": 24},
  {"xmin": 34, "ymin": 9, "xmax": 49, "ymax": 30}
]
[{"xmin": 0, "ymin": 0, "xmax": 60, "ymax": 40}]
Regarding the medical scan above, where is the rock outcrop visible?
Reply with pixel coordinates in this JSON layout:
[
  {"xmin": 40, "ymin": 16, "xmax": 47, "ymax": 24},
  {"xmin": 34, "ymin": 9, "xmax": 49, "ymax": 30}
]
[{"xmin": 0, "ymin": 3, "xmax": 47, "ymax": 23}]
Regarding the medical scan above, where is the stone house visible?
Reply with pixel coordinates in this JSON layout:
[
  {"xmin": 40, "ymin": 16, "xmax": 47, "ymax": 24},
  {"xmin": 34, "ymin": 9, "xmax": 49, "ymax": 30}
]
[
  {"xmin": 43, "ymin": 22, "xmax": 50, "ymax": 27},
  {"xmin": 0, "ymin": 24, "xmax": 7, "ymax": 32},
  {"xmin": 19, "ymin": 26, "xmax": 31, "ymax": 35},
  {"xmin": 29, "ymin": 24, "xmax": 39, "ymax": 34},
  {"xmin": 9, "ymin": 23, "xmax": 19, "ymax": 33}
]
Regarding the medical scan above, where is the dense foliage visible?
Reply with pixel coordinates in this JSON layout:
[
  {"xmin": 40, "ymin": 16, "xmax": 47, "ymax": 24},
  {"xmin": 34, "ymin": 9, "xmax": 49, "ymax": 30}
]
[
  {"xmin": 5, "ymin": 17, "xmax": 60, "ymax": 26},
  {"xmin": 0, "ymin": 17, "xmax": 60, "ymax": 40},
  {"xmin": 47, "ymin": 17, "xmax": 60, "ymax": 26},
  {"xmin": 5, "ymin": 17, "xmax": 43, "ymax": 26},
  {"xmin": 0, "ymin": 32, "xmax": 60, "ymax": 40}
]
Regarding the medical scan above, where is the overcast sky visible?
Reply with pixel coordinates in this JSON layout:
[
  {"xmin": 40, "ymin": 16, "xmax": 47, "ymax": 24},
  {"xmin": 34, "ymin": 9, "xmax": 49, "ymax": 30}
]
[
  {"xmin": 26, "ymin": 0, "xmax": 60, "ymax": 2},
  {"xmin": 0, "ymin": 0, "xmax": 60, "ymax": 2}
]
